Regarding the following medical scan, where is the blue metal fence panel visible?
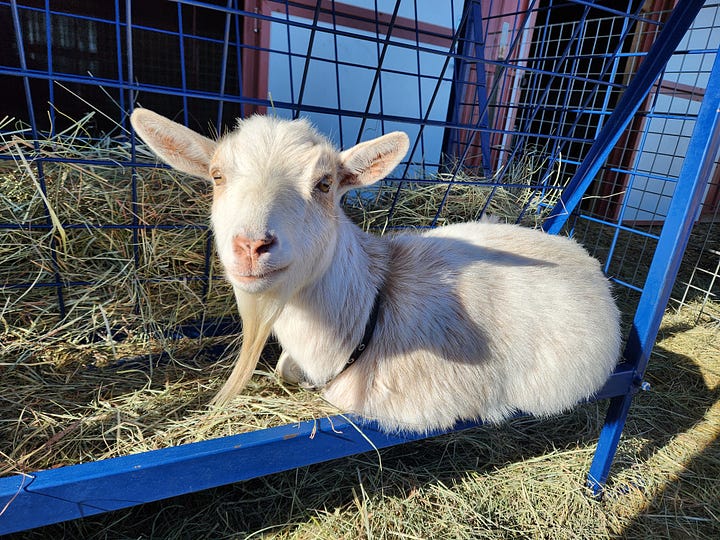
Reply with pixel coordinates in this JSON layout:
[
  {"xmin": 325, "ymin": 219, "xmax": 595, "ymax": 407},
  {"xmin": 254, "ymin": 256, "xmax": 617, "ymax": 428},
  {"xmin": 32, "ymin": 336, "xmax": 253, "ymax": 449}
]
[
  {"xmin": 543, "ymin": 0, "xmax": 707, "ymax": 234},
  {"xmin": 1, "ymin": 0, "xmax": 718, "ymax": 533},
  {"xmin": 587, "ymin": 43, "xmax": 720, "ymax": 495}
]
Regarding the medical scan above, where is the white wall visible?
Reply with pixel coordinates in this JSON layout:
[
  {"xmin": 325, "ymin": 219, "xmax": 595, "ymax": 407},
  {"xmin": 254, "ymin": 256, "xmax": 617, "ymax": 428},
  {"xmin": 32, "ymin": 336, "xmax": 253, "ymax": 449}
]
[{"xmin": 266, "ymin": 1, "xmax": 464, "ymax": 176}]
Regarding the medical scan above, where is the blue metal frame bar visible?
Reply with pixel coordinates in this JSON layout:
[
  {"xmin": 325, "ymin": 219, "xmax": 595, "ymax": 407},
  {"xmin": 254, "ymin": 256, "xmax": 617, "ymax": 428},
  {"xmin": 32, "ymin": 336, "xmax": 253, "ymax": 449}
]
[
  {"xmin": 586, "ymin": 45, "xmax": 720, "ymax": 497},
  {"xmin": 330, "ymin": 0, "xmax": 346, "ymax": 148},
  {"xmin": 353, "ymin": 0, "xmax": 401, "ymax": 142},
  {"xmin": 8, "ymin": 0, "xmax": 66, "ymax": 317},
  {"xmin": 0, "ymin": 366, "xmax": 635, "ymax": 535},
  {"xmin": 42, "ymin": 0, "xmax": 55, "ymax": 136},
  {"xmin": 177, "ymin": 1, "xmax": 191, "ymax": 126},
  {"xmin": 292, "ymin": 0, "xmax": 322, "ymax": 119},
  {"xmin": 125, "ymin": 0, "xmax": 142, "ymax": 311},
  {"xmin": 450, "ymin": 0, "xmax": 492, "ymax": 177},
  {"xmin": 215, "ymin": 0, "xmax": 234, "ymax": 130},
  {"xmin": 114, "ymin": 0, "xmax": 128, "ymax": 131},
  {"xmin": 3, "ymin": 275, "xmax": 223, "ymax": 292},
  {"xmin": 412, "ymin": 0, "xmax": 427, "ymax": 176}
]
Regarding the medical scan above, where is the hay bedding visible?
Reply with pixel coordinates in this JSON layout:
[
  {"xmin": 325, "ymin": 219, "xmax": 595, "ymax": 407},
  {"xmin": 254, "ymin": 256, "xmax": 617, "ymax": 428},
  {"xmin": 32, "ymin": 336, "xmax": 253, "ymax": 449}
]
[
  {"xmin": 0, "ymin": 116, "xmax": 337, "ymax": 475},
  {"xmin": 1, "ymin": 115, "xmax": 719, "ymax": 538},
  {"xmin": 5, "ymin": 311, "xmax": 714, "ymax": 539},
  {"xmin": 1, "ymin": 114, "xmax": 569, "ymax": 478}
]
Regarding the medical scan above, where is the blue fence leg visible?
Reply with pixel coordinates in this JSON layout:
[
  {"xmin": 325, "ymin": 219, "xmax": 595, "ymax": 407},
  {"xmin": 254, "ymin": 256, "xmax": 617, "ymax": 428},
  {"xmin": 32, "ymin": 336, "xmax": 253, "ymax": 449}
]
[
  {"xmin": 587, "ymin": 392, "xmax": 635, "ymax": 497},
  {"xmin": 587, "ymin": 45, "xmax": 720, "ymax": 497}
]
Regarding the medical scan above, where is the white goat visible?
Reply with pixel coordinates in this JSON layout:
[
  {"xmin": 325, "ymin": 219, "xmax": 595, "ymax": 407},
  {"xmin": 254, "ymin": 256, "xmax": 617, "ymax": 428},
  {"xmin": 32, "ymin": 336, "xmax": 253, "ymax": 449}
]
[{"xmin": 130, "ymin": 109, "xmax": 621, "ymax": 433}]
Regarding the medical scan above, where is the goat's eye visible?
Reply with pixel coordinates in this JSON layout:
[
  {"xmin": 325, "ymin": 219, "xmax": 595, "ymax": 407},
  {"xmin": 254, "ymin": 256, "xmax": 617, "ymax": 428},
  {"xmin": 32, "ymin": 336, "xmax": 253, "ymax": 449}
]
[
  {"xmin": 211, "ymin": 171, "xmax": 226, "ymax": 186},
  {"xmin": 315, "ymin": 175, "xmax": 333, "ymax": 193}
]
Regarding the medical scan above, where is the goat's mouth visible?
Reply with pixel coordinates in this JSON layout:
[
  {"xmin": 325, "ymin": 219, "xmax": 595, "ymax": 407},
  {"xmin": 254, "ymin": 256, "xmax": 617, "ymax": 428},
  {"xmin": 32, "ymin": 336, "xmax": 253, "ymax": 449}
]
[{"xmin": 230, "ymin": 265, "xmax": 288, "ymax": 285}]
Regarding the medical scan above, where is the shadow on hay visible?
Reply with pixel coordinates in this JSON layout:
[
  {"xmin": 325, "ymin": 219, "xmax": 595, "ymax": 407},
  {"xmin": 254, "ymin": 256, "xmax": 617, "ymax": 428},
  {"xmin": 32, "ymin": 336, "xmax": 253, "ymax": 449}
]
[
  {"xmin": 609, "ymin": 331, "xmax": 720, "ymax": 538},
  {"xmin": 619, "ymin": 436, "xmax": 720, "ymax": 539}
]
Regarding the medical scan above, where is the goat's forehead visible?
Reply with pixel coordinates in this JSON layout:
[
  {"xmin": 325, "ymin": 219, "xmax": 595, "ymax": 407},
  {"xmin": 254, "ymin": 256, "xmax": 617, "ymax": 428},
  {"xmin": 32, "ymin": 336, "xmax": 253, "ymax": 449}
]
[{"xmin": 212, "ymin": 118, "xmax": 336, "ymax": 178}]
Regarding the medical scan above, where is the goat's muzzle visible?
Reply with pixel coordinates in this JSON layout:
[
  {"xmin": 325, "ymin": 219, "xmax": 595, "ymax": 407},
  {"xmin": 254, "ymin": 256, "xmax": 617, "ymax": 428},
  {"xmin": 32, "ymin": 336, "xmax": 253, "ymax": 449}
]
[
  {"xmin": 232, "ymin": 233, "xmax": 277, "ymax": 264},
  {"xmin": 227, "ymin": 233, "xmax": 286, "ymax": 289}
]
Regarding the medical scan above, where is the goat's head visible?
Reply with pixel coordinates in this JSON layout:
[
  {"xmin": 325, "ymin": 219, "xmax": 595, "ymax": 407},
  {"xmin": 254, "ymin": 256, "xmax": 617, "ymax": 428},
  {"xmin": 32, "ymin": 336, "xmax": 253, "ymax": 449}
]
[{"xmin": 130, "ymin": 109, "xmax": 409, "ymax": 297}]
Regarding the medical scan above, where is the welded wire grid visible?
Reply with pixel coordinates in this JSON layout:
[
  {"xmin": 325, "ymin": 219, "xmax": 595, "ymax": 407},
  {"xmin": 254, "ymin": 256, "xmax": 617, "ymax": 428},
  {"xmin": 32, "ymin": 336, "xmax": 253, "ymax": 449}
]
[
  {"xmin": 573, "ymin": 1, "xmax": 720, "ymax": 323},
  {"xmin": 0, "ymin": 0, "xmax": 718, "ymax": 334},
  {"xmin": 669, "ymin": 2, "xmax": 720, "ymax": 323}
]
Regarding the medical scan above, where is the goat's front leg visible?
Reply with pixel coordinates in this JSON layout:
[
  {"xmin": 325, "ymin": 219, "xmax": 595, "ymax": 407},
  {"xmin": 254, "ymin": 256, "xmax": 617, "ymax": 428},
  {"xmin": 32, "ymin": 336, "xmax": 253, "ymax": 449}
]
[{"xmin": 275, "ymin": 349, "xmax": 304, "ymax": 384}]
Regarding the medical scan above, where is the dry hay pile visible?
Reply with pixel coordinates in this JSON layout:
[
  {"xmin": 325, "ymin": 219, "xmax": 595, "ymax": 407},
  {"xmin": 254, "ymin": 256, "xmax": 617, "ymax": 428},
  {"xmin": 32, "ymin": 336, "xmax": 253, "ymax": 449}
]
[
  {"xmin": 344, "ymin": 147, "xmax": 565, "ymax": 231},
  {"xmin": 0, "ymin": 115, "xmax": 341, "ymax": 477},
  {"xmin": 0, "ymin": 113, "xmax": 235, "ymax": 337},
  {"xmin": 6, "ymin": 305, "xmax": 719, "ymax": 539},
  {"xmin": 1, "ymin": 115, "xmax": 718, "ymax": 538},
  {"xmin": 1, "ymin": 115, "xmax": 569, "ymax": 478}
]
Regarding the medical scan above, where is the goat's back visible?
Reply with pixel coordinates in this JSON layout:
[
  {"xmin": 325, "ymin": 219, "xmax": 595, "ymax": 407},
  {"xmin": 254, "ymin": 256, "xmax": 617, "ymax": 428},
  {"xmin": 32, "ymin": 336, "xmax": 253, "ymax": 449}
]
[{"xmin": 325, "ymin": 221, "xmax": 620, "ymax": 432}]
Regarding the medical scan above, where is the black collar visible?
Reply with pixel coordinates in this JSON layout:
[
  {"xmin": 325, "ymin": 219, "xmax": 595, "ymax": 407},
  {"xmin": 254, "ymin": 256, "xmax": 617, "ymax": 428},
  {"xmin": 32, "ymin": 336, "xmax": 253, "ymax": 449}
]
[{"xmin": 343, "ymin": 287, "xmax": 383, "ymax": 370}]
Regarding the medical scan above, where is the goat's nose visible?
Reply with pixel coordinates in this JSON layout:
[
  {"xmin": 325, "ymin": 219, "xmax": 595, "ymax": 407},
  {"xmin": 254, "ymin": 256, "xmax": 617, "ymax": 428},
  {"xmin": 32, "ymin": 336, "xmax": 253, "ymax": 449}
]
[{"xmin": 232, "ymin": 234, "xmax": 277, "ymax": 261}]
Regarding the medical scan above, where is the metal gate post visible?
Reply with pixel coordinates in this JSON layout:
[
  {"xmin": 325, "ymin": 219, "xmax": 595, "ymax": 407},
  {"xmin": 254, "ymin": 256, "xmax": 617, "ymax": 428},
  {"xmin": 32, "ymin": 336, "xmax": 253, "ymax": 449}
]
[{"xmin": 587, "ymin": 45, "xmax": 720, "ymax": 496}]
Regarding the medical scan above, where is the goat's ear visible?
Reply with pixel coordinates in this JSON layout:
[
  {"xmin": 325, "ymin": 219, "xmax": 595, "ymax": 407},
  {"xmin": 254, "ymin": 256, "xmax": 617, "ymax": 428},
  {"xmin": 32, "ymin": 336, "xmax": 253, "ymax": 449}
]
[
  {"xmin": 130, "ymin": 108, "xmax": 216, "ymax": 179},
  {"xmin": 339, "ymin": 131, "xmax": 409, "ymax": 190}
]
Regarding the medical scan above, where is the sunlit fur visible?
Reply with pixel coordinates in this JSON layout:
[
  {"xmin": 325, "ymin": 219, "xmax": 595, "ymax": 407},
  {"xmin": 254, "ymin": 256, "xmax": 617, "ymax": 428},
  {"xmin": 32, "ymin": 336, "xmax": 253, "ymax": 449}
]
[{"xmin": 130, "ymin": 108, "xmax": 621, "ymax": 433}]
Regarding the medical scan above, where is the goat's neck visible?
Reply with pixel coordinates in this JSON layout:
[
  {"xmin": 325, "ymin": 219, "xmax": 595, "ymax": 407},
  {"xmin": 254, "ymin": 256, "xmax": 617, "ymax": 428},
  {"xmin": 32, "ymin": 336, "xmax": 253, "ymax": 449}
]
[
  {"xmin": 298, "ymin": 212, "xmax": 387, "ymax": 325},
  {"xmin": 274, "ymin": 213, "xmax": 388, "ymax": 384}
]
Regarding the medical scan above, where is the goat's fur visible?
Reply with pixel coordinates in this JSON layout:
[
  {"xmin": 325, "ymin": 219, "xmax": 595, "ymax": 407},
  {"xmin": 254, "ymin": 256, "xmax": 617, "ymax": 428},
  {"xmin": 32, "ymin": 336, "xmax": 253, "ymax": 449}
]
[{"xmin": 130, "ymin": 108, "xmax": 621, "ymax": 433}]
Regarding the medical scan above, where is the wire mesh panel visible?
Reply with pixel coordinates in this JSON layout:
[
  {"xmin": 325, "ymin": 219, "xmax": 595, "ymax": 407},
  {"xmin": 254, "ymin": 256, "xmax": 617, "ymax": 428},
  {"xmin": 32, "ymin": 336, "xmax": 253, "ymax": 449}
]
[
  {"xmin": 0, "ymin": 0, "xmax": 718, "ymax": 533},
  {"xmin": 663, "ymin": 2, "xmax": 720, "ymax": 323},
  {"xmin": 575, "ymin": 1, "xmax": 720, "ymax": 309},
  {"xmin": 1, "ymin": 0, "xmax": 714, "ymax": 334}
]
